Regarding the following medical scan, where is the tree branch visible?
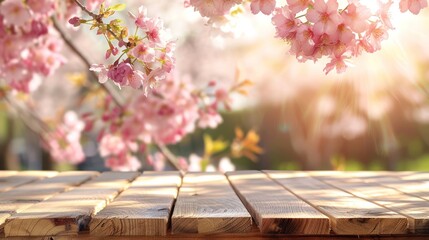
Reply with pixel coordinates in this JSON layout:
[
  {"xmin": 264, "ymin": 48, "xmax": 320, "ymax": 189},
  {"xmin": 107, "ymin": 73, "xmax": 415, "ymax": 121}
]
[
  {"xmin": 155, "ymin": 144, "xmax": 184, "ymax": 172},
  {"xmin": 52, "ymin": 18, "xmax": 124, "ymax": 107},
  {"xmin": 72, "ymin": 0, "xmax": 124, "ymax": 42},
  {"xmin": 61, "ymin": 0, "xmax": 184, "ymax": 172}
]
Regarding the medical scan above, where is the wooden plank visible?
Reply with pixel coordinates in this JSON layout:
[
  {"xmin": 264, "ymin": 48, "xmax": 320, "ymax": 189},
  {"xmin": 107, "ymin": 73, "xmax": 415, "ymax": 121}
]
[
  {"xmin": 171, "ymin": 172, "xmax": 252, "ymax": 234},
  {"xmin": 0, "ymin": 171, "xmax": 57, "ymax": 193},
  {"xmin": 313, "ymin": 173, "xmax": 429, "ymax": 233},
  {"xmin": 226, "ymin": 171, "xmax": 330, "ymax": 234},
  {"xmin": 130, "ymin": 171, "xmax": 182, "ymax": 187},
  {"xmin": 266, "ymin": 171, "xmax": 408, "ymax": 235},
  {"xmin": 90, "ymin": 171, "xmax": 181, "ymax": 236},
  {"xmin": 4, "ymin": 171, "xmax": 139, "ymax": 237},
  {"xmin": 0, "ymin": 171, "xmax": 98, "ymax": 202},
  {"xmin": 0, "ymin": 171, "xmax": 17, "ymax": 177},
  {"xmin": 346, "ymin": 172, "xmax": 429, "ymax": 203},
  {"xmin": 395, "ymin": 172, "xmax": 429, "ymax": 181}
]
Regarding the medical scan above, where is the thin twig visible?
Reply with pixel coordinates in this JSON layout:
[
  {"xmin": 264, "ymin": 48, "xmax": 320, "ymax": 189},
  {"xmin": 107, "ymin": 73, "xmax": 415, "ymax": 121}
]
[
  {"xmin": 3, "ymin": 96, "xmax": 49, "ymax": 135},
  {"xmin": 52, "ymin": 18, "xmax": 124, "ymax": 107},
  {"xmin": 72, "ymin": 0, "xmax": 124, "ymax": 42},
  {"xmin": 64, "ymin": 0, "xmax": 182, "ymax": 171},
  {"xmin": 155, "ymin": 144, "xmax": 183, "ymax": 171}
]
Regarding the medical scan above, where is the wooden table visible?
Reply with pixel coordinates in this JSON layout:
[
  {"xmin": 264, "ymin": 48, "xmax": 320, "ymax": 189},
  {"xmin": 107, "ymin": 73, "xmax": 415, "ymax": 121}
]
[{"xmin": 1, "ymin": 170, "xmax": 429, "ymax": 239}]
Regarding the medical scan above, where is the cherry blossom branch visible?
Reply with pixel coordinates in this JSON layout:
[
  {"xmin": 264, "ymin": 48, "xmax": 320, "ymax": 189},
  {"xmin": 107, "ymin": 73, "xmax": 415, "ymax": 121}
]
[
  {"xmin": 54, "ymin": 19, "xmax": 181, "ymax": 170},
  {"xmin": 155, "ymin": 144, "xmax": 182, "ymax": 171},
  {"xmin": 72, "ymin": 0, "xmax": 123, "ymax": 42},
  {"xmin": 52, "ymin": 18, "xmax": 124, "ymax": 107},
  {"xmin": 2, "ymin": 96, "xmax": 50, "ymax": 137}
]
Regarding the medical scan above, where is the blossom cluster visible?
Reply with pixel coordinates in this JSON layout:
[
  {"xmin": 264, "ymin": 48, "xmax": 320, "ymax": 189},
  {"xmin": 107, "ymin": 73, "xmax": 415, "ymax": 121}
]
[
  {"xmin": 187, "ymin": 0, "xmax": 428, "ymax": 74},
  {"xmin": 272, "ymin": 0, "xmax": 427, "ymax": 74},
  {"xmin": 0, "ymin": 0, "xmax": 66, "ymax": 93},
  {"xmin": 84, "ymin": 73, "xmax": 248, "ymax": 170},
  {"xmin": 71, "ymin": 4, "xmax": 176, "ymax": 92},
  {"xmin": 44, "ymin": 111, "xmax": 85, "ymax": 164}
]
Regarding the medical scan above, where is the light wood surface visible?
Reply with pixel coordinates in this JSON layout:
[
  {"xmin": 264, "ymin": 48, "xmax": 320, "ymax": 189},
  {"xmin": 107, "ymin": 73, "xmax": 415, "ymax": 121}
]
[
  {"xmin": 0, "ymin": 171, "xmax": 57, "ymax": 193},
  {"xmin": 172, "ymin": 172, "xmax": 252, "ymax": 234},
  {"xmin": 266, "ymin": 171, "xmax": 409, "ymax": 235},
  {"xmin": 226, "ymin": 171, "xmax": 330, "ymax": 234},
  {"xmin": 90, "ymin": 171, "xmax": 181, "ymax": 236},
  {"xmin": 4, "ymin": 172, "xmax": 139, "ymax": 237},
  {"xmin": 1, "ymin": 170, "xmax": 429, "ymax": 238},
  {"xmin": 313, "ymin": 173, "xmax": 429, "ymax": 233},
  {"xmin": 0, "ymin": 171, "xmax": 98, "ymax": 202}
]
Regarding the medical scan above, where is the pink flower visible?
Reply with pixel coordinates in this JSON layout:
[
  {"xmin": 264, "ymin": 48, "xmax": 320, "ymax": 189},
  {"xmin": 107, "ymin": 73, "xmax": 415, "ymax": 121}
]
[
  {"xmin": 27, "ymin": 0, "xmax": 56, "ymax": 16},
  {"xmin": 341, "ymin": 3, "xmax": 371, "ymax": 33},
  {"xmin": 132, "ymin": 43, "xmax": 155, "ymax": 63},
  {"xmin": 107, "ymin": 62, "xmax": 134, "ymax": 86},
  {"xmin": 29, "ymin": 20, "xmax": 48, "ymax": 37},
  {"xmin": 286, "ymin": 0, "xmax": 312, "ymax": 14},
  {"xmin": 399, "ymin": 0, "xmax": 428, "ymax": 14},
  {"xmin": 323, "ymin": 54, "xmax": 351, "ymax": 74},
  {"xmin": 377, "ymin": 0, "xmax": 394, "ymax": 29},
  {"xmin": 306, "ymin": 0, "xmax": 342, "ymax": 36},
  {"xmin": 272, "ymin": 7, "xmax": 301, "ymax": 40},
  {"xmin": 44, "ymin": 111, "xmax": 85, "ymax": 165},
  {"xmin": 364, "ymin": 22, "xmax": 389, "ymax": 53},
  {"xmin": 198, "ymin": 106, "xmax": 223, "ymax": 128},
  {"xmin": 90, "ymin": 64, "xmax": 109, "ymax": 83},
  {"xmin": 0, "ymin": 0, "xmax": 31, "ymax": 27},
  {"xmin": 250, "ymin": 0, "xmax": 276, "ymax": 15},
  {"xmin": 105, "ymin": 154, "xmax": 141, "ymax": 171},
  {"xmin": 147, "ymin": 152, "xmax": 166, "ymax": 171},
  {"xmin": 133, "ymin": 6, "xmax": 148, "ymax": 29}
]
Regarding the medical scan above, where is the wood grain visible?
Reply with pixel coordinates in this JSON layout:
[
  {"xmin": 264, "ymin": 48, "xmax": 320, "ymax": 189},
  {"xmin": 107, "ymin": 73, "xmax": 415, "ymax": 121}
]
[
  {"xmin": 0, "ymin": 171, "xmax": 57, "ymax": 193},
  {"xmin": 0, "ymin": 171, "xmax": 98, "ymax": 202},
  {"xmin": 90, "ymin": 171, "xmax": 181, "ymax": 236},
  {"xmin": 363, "ymin": 175, "xmax": 429, "ymax": 203},
  {"xmin": 313, "ymin": 173, "xmax": 429, "ymax": 233},
  {"xmin": 266, "ymin": 171, "xmax": 408, "ymax": 235},
  {"xmin": 172, "ymin": 172, "xmax": 252, "ymax": 234},
  {"xmin": 226, "ymin": 171, "xmax": 330, "ymax": 234},
  {"xmin": 4, "ymin": 171, "xmax": 139, "ymax": 237}
]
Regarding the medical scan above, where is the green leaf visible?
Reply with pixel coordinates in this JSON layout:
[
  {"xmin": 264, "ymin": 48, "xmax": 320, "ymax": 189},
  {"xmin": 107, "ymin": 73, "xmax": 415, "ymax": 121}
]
[{"xmin": 108, "ymin": 3, "xmax": 126, "ymax": 11}]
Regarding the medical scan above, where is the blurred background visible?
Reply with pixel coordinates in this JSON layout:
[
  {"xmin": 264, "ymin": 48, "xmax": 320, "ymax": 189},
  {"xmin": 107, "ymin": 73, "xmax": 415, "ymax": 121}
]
[{"xmin": 1, "ymin": 0, "xmax": 429, "ymax": 171}]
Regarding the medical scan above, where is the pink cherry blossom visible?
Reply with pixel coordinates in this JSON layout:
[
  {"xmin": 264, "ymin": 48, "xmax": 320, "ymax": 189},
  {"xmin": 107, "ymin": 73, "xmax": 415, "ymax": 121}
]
[
  {"xmin": 250, "ymin": 0, "xmax": 276, "ymax": 15},
  {"xmin": 306, "ymin": 0, "xmax": 342, "ymax": 36},
  {"xmin": 89, "ymin": 64, "xmax": 109, "ymax": 83},
  {"xmin": 0, "ymin": 0, "xmax": 31, "ymax": 27},
  {"xmin": 133, "ymin": 6, "xmax": 148, "ymax": 29},
  {"xmin": 341, "ymin": 3, "xmax": 371, "ymax": 33},
  {"xmin": 400, "ymin": 0, "xmax": 428, "ymax": 14},
  {"xmin": 272, "ymin": 7, "xmax": 301, "ymax": 40},
  {"xmin": 105, "ymin": 154, "xmax": 141, "ymax": 171},
  {"xmin": 107, "ymin": 62, "xmax": 134, "ymax": 86},
  {"xmin": 44, "ymin": 111, "xmax": 85, "ymax": 164},
  {"xmin": 198, "ymin": 106, "xmax": 223, "ymax": 128},
  {"xmin": 286, "ymin": 0, "xmax": 312, "ymax": 14},
  {"xmin": 132, "ymin": 43, "xmax": 156, "ymax": 63}
]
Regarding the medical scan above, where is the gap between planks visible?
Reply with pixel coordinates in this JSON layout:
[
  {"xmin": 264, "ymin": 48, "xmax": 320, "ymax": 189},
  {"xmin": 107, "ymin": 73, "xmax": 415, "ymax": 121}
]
[
  {"xmin": 265, "ymin": 171, "xmax": 409, "ymax": 235},
  {"xmin": 4, "ymin": 171, "xmax": 138, "ymax": 237},
  {"xmin": 89, "ymin": 171, "xmax": 182, "ymax": 236},
  {"xmin": 171, "ymin": 172, "xmax": 252, "ymax": 234},
  {"xmin": 226, "ymin": 171, "xmax": 330, "ymax": 234}
]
